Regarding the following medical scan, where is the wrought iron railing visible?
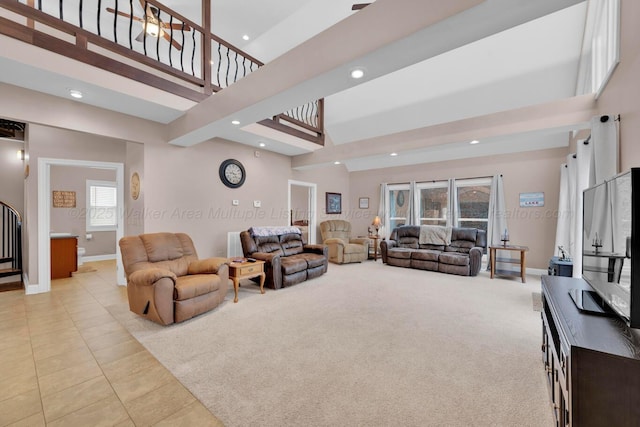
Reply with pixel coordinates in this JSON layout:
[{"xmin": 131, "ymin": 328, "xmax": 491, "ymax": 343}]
[
  {"xmin": 1, "ymin": 201, "xmax": 22, "ymax": 273},
  {"xmin": 0, "ymin": 0, "xmax": 323, "ymax": 142}
]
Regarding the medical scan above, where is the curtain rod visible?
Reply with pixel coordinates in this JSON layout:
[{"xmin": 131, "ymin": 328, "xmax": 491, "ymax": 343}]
[
  {"xmin": 584, "ymin": 114, "xmax": 621, "ymax": 144},
  {"xmin": 386, "ymin": 174, "xmax": 497, "ymax": 186}
]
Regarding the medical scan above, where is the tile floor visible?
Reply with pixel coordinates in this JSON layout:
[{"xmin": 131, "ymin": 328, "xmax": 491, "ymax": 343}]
[{"xmin": 0, "ymin": 261, "xmax": 224, "ymax": 426}]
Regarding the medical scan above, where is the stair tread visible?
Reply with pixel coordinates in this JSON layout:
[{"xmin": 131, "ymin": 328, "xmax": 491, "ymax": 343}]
[{"xmin": 0, "ymin": 268, "xmax": 21, "ymax": 278}]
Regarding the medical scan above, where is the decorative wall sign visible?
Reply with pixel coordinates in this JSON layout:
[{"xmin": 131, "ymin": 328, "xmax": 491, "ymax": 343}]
[
  {"xmin": 519, "ymin": 192, "xmax": 544, "ymax": 207},
  {"xmin": 52, "ymin": 191, "xmax": 76, "ymax": 208},
  {"xmin": 359, "ymin": 197, "xmax": 369, "ymax": 209},
  {"xmin": 326, "ymin": 192, "xmax": 342, "ymax": 214}
]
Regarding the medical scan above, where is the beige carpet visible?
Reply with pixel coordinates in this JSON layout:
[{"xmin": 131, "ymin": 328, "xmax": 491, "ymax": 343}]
[{"xmin": 109, "ymin": 262, "xmax": 553, "ymax": 427}]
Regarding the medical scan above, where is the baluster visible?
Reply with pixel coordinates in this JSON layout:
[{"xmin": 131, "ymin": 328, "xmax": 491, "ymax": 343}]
[
  {"xmin": 216, "ymin": 43, "xmax": 222, "ymax": 87},
  {"xmin": 59, "ymin": 0, "xmax": 63, "ymax": 20},
  {"xmin": 78, "ymin": 0, "xmax": 83, "ymax": 28},
  {"xmin": 242, "ymin": 58, "xmax": 247, "ymax": 78},
  {"xmin": 190, "ymin": 29, "xmax": 196, "ymax": 77},
  {"xmin": 167, "ymin": 15, "xmax": 173, "ymax": 67},
  {"xmin": 180, "ymin": 26, "xmax": 186, "ymax": 73},
  {"xmin": 127, "ymin": 0, "xmax": 133, "ymax": 49},
  {"xmin": 224, "ymin": 46, "xmax": 230, "ymax": 87},
  {"xmin": 38, "ymin": 0, "xmax": 42, "ymax": 11},
  {"xmin": 113, "ymin": 0, "xmax": 118, "ymax": 44},
  {"xmin": 142, "ymin": 1, "xmax": 147, "ymax": 57},
  {"xmin": 97, "ymin": 0, "xmax": 101, "ymax": 35},
  {"xmin": 155, "ymin": 8, "xmax": 161, "ymax": 62},
  {"xmin": 233, "ymin": 51, "xmax": 239, "ymax": 84}
]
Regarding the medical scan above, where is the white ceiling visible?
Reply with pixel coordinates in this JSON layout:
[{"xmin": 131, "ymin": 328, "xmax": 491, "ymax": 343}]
[{"xmin": 0, "ymin": 0, "xmax": 591, "ymax": 171}]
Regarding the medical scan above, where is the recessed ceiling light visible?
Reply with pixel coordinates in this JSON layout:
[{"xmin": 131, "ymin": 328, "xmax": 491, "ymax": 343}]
[
  {"xmin": 69, "ymin": 89, "xmax": 83, "ymax": 99},
  {"xmin": 390, "ymin": 152, "xmax": 398, "ymax": 157},
  {"xmin": 259, "ymin": 142, "xmax": 266, "ymax": 147},
  {"xmin": 242, "ymin": 34, "xmax": 250, "ymax": 41},
  {"xmin": 470, "ymin": 140, "xmax": 480, "ymax": 144},
  {"xmin": 231, "ymin": 120, "xmax": 240, "ymax": 125},
  {"xmin": 350, "ymin": 68, "xmax": 365, "ymax": 79},
  {"xmin": 334, "ymin": 161, "xmax": 341, "ymax": 165}
]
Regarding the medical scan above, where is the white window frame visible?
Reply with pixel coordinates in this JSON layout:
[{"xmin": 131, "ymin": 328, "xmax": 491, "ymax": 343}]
[
  {"xmin": 455, "ymin": 178, "xmax": 492, "ymax": 230},
  {"xmin": 86, "ymin": 180, "xmax": 118, "ymax": 232}
]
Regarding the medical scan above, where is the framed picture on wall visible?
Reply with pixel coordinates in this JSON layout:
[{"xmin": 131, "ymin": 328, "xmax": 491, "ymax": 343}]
[
  {"xmin": 326, "ymin": 192, "xmax": 342, "ymax": 214},
  {"xmin": 359, "ymin": 197, "xmax": 369, "ymax": 209}
]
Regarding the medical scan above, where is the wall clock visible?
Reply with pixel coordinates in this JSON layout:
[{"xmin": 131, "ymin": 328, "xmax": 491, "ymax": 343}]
[{"xmin": 219, "ymin": 159, "xmax": 246, "ymax": 188}]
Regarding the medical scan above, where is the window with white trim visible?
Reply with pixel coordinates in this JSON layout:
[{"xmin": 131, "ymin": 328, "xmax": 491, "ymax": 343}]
[
  {"xmin": 86, "ymin": 180, "xmax": 117, "ymax": 231},
  {"xmin": 387, "ymin": 184, "xmax": 410, "ymax": 231},
  {"xmin": 455, "ymin": 178, "xmax": 491, "ymax": 233}
]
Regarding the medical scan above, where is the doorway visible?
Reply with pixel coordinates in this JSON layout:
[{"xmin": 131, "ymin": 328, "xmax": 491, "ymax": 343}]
[
  {"xmin": 288, "ymin": 180, "xmax": 317, "ymax": 244},
  {"xmin": 33, "ymin": 157, "xmax": 125, "ymax": 295}
]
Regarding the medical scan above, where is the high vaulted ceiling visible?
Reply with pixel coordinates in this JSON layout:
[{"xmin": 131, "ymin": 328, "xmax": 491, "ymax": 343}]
[{"xmin": 0, "ymin": 0, "xmax": 593, "ymax": 171}]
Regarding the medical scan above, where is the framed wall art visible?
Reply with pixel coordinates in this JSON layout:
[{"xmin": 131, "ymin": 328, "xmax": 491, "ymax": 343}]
[
  {"xmin": 359, "ymin": 197, "xmax": 369, "ymax": 209},
  {"xmin": 326, "ymin": 192, "xmax": 342, "ymax": 214}
]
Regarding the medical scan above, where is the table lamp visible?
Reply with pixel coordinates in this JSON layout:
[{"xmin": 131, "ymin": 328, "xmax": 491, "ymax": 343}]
[{"xmin": 372, "ymin": 216, "xmax": 381, "ymax": 237}]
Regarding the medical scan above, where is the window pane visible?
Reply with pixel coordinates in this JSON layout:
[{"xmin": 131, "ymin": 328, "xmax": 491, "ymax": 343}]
[
  {"xmin": 389, "ymin": 188, "xmax": 409, "ymax": 227},
  {"xmin": 419, "ymin": 186, "xmax": 448, "ymax": 225},
  {"xmin": 88, "ymin": 183, "xmax": 117, "ymax": 229},
  {"xmin": 457, "ymin": 185, "xmax": 490, "ymax": 219},
  {"xmin": 458, "ymin": 219, "xmax": 488, "ymax": 233}
]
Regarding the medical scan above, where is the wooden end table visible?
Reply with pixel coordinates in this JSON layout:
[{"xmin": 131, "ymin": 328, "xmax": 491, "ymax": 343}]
[
  {"xmin": 368, "ymin": 235, "xmax": 380, "ymax": 261},
  {"xmin": 228, "ymin": 259, "xmax": 266, "ymax": 303},
  {"xmin": 489, "ymin": 245, "xmax": 529, "ymax": 283}
]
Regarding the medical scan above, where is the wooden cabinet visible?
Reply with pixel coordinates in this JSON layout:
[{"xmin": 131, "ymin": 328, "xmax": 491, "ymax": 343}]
[
  {"xmin": 51, "ymin": 236, "xmax": 77, "ymax": 279},
  {"xmin": 541, "ymin": 276, "xmax": 640, "ymax": 426}
]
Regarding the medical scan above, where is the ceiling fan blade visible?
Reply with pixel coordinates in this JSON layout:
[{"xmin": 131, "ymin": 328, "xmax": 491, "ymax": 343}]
[
  {"xmin": 105, "ymin": 7, "xmax": 144, "ymax": 22},
  {"xmin": 351, "ymin": 3, "xmax": 371, "ymax": 10},
  {"xmin": 162, "ymin": 30, "xmax": 182, "ymax": 51},
  {"xmin": 161, "ymin": 22, "xmax": 192, "ymax": 32}
]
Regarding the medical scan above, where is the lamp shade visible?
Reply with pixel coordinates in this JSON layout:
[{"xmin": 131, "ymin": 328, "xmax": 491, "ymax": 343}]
[{"xmin": 372, "ymin": 216, "xmax": 381, "ymax": 227}]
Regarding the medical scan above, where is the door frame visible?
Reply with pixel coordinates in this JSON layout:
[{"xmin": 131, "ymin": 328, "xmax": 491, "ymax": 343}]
[
  {"xmin": 31, "ymin": 157, "xmax": 125, "ymax": 294},
  {"xmin": 288, "ymin": 180, "xmax": 317, "ymax": 244}
]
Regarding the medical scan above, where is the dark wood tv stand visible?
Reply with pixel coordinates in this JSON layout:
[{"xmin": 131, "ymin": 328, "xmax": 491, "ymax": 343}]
[{"xmin": 541, "ymin": 275, "xmax": 640, "ymax": 426}]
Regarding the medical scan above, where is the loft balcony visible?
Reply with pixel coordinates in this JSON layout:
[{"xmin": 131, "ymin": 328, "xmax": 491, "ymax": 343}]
[{"xmin": 0, "ymin": 0, "xmax": 324, "ymax": 148}]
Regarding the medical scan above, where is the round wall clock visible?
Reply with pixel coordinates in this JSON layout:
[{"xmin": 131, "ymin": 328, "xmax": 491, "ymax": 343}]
[
  {"xmin": 219, "ymin": 159, "xmax": 246, "ymax": 188},
  {"xmin": 130, "ymin": 172, "xmax": 141, "ymax": 200}
]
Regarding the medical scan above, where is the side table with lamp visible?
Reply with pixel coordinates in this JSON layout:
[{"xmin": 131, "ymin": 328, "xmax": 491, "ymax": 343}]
[
  {"xmin": 489, "ymin": 229, "xmax": 529, "ymax": 283},
  {"xmin": 368, "ymin": 216, "xmax": 382, "ymax": 261}
]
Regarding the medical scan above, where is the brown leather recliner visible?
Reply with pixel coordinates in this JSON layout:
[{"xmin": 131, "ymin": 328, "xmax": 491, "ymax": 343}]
[
  {"xmin": 320, "ymin": 220, "xmax": 369, "ymax": 264},
  {"xmin": 119, "ymin": 232, "xmax": 230, "ymax": 325}
]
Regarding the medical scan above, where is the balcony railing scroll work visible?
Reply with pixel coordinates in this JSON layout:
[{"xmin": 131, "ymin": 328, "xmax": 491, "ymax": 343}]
[{"xmin": 0, "ymin": 0, "xmax": 324, "ymax": 145}]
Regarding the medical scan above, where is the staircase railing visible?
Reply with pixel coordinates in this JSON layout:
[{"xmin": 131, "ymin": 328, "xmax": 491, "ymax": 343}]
[
  {"xmin": 0, "ymin": 0, "xmax": 324, "ymax": 144},
  {"xmin": 1, "ymin": 201, "xmax": 22, "ymax": 272}
]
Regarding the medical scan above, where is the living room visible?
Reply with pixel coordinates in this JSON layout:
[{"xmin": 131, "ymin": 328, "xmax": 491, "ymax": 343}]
[{"xmin": 1, "ymin": 0, "xmax": 640, "ymax": 425}]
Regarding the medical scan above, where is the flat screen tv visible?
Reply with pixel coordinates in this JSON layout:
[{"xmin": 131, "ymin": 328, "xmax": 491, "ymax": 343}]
[{"xmin": 578, "ymin": 168, "xmax": 640, "ymax": 328}]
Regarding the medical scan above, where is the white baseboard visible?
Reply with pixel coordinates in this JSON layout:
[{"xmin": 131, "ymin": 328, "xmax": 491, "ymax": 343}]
[{"xmin": 83, "ymin": 254, "xmax": 117, "ymax": 262}]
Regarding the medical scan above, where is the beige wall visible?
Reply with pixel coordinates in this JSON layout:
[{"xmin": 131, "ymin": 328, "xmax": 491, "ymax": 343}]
[
  {"xmin": 349, "ymin": 147, "xmax": 568, "ymax": 269},
  {"xmin": 596, "ymin": 0, "xmax": 640, "ymax": 171},
  {"xmin": 143, "ymin": 139, "xmax": 293, "ymax": 257},
  {"xmin": 50, "ymin": 165, "xmax": 117, "ymax": 257},
  {"xmin": 25, "ymin": 124, "xmax": 126, "ymax": 284},
  {"xmin": 125, "ymin": 141, "xmax": 145, "ymax": 237}
]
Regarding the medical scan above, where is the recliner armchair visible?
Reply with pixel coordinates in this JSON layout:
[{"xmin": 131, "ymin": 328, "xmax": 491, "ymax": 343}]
[
  {"xmin": 119, "ymin": 232, "xmax": 230, "ymax": 325},
  {"xmin": 320, "ymin": 220, "xmax": 369, "ymax": 264}
]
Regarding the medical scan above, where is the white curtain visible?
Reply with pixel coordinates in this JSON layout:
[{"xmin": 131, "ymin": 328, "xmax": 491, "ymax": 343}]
[
  {"xmin": 554, "ymin": 155, "xmax": 577, "ymax": 259},
  {"xmin": 487, "ymin": 174, "xmax": 507, "ymax": 247},
  {"xmin": 486, "ymin": 174, "xmax": 506, "ymax": 270},
  {"xmin": 447, "ymin": 178, "xmax": 458, "ymax": 227},
  {"xmin": 378, "ymin": 183, "xmax": 388, "ymax": 239}
]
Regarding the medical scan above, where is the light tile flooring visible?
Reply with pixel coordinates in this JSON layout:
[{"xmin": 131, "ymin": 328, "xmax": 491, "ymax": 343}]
[{"xmin": 0, "ymin": 261, "xmax": 224, "ymax": 426}]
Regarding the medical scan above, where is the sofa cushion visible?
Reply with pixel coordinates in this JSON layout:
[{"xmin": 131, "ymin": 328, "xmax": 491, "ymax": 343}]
[
  {"xmin": 397, "ymin": 237, "xmax": 419, "ymax": 249},
  {"xmin": 445, "ymin": 240, "xmax": 475, "ymax": 254},
  {"xmin": 411, "ymin": 249, "xmax": 440, "ymax": 262},
  {"xmin": 281, "ymin": 257, "xmax": 308, "ymax": 274},
  {"xmin": 451, "ymin": 227, "xmax": 477, "ymax": 242},
  {"xmin": 280, "ymin": 233, "xmax": 304, "ymax": 256},
  {"xmin": 388, "ymin": 247, "xmax": 413, "ymax": 259},
  {"xmin": 174, "ymin": 274, "xmax": 222, "ymax": 301},
  {"xmin": 418, "ymin": 243, "xmax": 445, "ymax": 251},
  {"xmin": 439, "ymin": 253, "xmax": 470, "ymax": 266},
  {"xmin": 296, "ymin": 253, "xmax": 326, "ymax": 269}
]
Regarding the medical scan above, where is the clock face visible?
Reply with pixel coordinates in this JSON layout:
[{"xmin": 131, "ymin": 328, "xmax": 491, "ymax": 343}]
[{"xmin": 219, "ymin": 159, "xmax": 246, "ymax": 188}]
